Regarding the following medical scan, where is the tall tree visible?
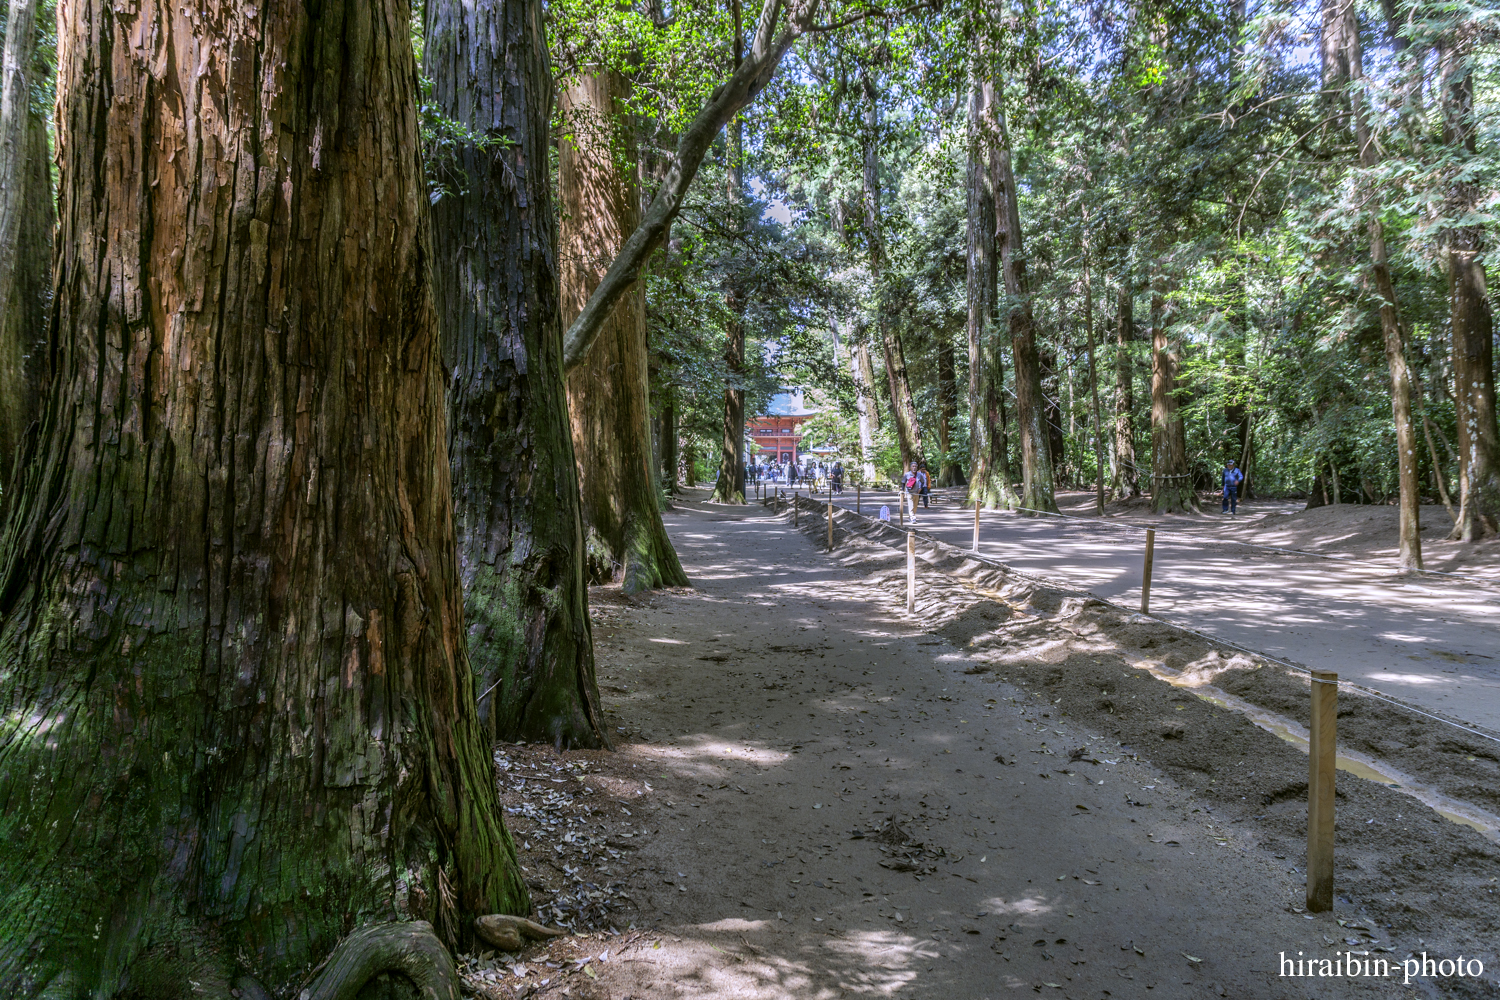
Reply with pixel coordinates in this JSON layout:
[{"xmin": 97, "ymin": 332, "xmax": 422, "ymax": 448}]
[
  {"xmin": 1441, "ymin": 31, "xmax": 1499, "ymax": 541},
  {"xmin": 712, "ymin": 108, "xmax": 748, "ymax": 504},
  {"xmin": 994, "ymin": 103, "xmax": 1057, "ymax": 513},
  {"xmin": 0, "ymin": 2, "xmax": 525, "ymax": 994},
  {"xmin": 426, "ymin": 0, "xmax": 604, "ymax": 747},
  {"xmin": 1111, "ymin": 275, "xmax": 1139, "ymax": 499},
  {"xmin": 862, "ymin": 71, "xmax": 925, "ymax": 470},
  {"xmin": 1150, "ymin": 269, "xmax": 1197, "ymax": 512},
  {"xmin": 966, "ymin": 59, "xmax": 1016, "ymax": 508},
  {"xmin": 1332, "ymin": 0, "xmax": 1422, "ymax": 568},
  {"xmin": 561, "ymin": 70, "xmax": 689, "ymax": 591},
  {"xmin": 0, "ymin": 0, "xmax": 53, "ymax": 488}
]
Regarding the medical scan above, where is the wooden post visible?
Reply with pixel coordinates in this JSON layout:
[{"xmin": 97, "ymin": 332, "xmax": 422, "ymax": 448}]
[
  {"xmin": 793, "ymin": 492, "xmax": 798, "ymax": 526},
  {"xmin": 899, "ymin": 491, "xmax": 905, "ymax": 527},
  {"xmin": 1140, "ymin": 528, "xmax": 1156, "ymax": 614},
  {"xmin": 1307, "ymin": 670, "xmax": 1337, "ymax": 913},
  {"xmin": 973, "ymin": 500, "xmax": 981, "ymax": 552},
  {"xmin": 906, "ymin": 530, "xmax": 916, "ymax": 614},
  {"xmin": 827, "ymin": 498, "xmax": 834, "ymax": 551},
  {"xmin": 856, "ymin": 483, "xmax": 861, "ymax": 516}
]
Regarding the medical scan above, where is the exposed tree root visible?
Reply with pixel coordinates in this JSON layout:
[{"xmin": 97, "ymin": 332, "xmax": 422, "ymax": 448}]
[
  {"xmin": 473, "ymin": 914, "xmax": 566, "ymax": 952},
  {"xmin": 302, "ymin": 921, "xmax": 458, "ymax": 1000}
]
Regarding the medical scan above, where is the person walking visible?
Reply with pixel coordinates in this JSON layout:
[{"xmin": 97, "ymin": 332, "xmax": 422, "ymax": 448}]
[
  {"xmin": 917, "ymin": 463, "xmax": 932, "ymax": 508},
  {"xmin": 788, "ymin": 462, "xmax": 800, "ymax": 490},
  {"xmin": 1221, "ymin": 459, "xmax": 1244, "ymax": 515},
  {"xmin": 831, "ymin": 462, "xmax": 844, "ymax": 494},
  {"xmin": 902, "ymin": 460, "xmax": 920, "ymax": 524}
]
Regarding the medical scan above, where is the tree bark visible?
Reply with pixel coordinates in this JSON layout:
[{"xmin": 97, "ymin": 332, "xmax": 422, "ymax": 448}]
[
  {"xmin": 712, "ymin": 116, "xmax": 747, "ymax": 504},
  {"xmin": 964, "ymin": 65, "xmax": 1013, "ymax": 509},
  {"xmin": 426, "ymin": 0, "xmax": 604, "ymax": 748},
  {"xmin": 0, "ymin": 2, "xmax": 526, "ymax": 993},
  {"xmin": 994, "ymin": 104, "xmax": 1056, "ymax": 514},
  {"xmin": 560, "ymin": 71, "xmax": 688, "ymax": 592},
  {"xmin": 1441, "ymin": 38, "xmax": 1499, "ymax": 541},
  {"xmin": 0, "ymin": 0, "xmax": 52, "ymax": 489},
  {"xmin": 1337, "ymin": 0, "xmax": 1422, "ymax": 568},
  {"xmin": 1111, "ymin": 274, "xmax": 1139, "ymax": 499},
  {"xmin": 1149, "ymin": 270, "xmax": 1197, "ymax": 512},
  {"xmin": 845, "ymin": 317, "xmax": 879, "ymax": 481},
  {"xmin": 861, "ymin": 72, "xmax": 924, "ymax": 472}
]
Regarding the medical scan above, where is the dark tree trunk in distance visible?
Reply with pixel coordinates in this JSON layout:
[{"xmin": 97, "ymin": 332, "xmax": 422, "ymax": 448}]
[
  {"xmin": 994, "ymin": 105, "xmax": 1057, "ymax": 513},
  {"xmin": 1149, "ymin": 272, "xmax": 1197, "ymax": 512},
  {"xmin": 0, "ymin": 0, "xmax": 52, "ymax": 489},
  {"xmin": 661, "ymin": 396, "xmax": 680, "ymax": 493},
  {"xmin": 1111, "ymin": 275, "xmax": 1139, "ymax": 499},
  {"xmin": 0, "ymin": 2, "xmax": 525, "ymax": 994},
  {"xmin": 936, "ymin": 323, "xmax": 964, "ymax": 486},
  {"xmin": 713, "ymin": 117, "xmax": 747, "ymax": 504},
  {"xmin": 862, "ymin": 72, "xmax": 925, "ymax": 471},
  {"xmin": 561, "ymin": 70, "xmax": 688, "ymax": 591},
  {"xmin": 427, "ymin": 0, "xmax": 604, "ymax": 748}
]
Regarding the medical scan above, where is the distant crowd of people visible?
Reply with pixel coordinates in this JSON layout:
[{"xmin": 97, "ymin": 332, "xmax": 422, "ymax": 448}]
[{"xmin": 749, "ymin": 459, "xmax": 846, "ymax": 493}]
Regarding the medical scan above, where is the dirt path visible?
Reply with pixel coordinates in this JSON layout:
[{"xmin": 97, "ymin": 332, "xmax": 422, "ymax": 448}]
[
  {"xmin": 807, "ymin": 487, "xmax": 1500, "ymax": 736},
  {"xmin": 463, "ymin": 494, "xmax": 1500, "ymax": 1000}
]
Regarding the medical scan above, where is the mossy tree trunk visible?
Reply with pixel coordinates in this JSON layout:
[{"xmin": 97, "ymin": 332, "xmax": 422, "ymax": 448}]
[
  {"xmin": 0, "ymin": 2, "xmax": 526, "ymax": 996},
  {"xmin": 425, "ymin": 0, "xmax": 604, "ymax": 748},
  {"xmin": 965, "ymin": 61, "xmax": 1016, "ymax": 510},
  {"xmin": 0, "ymin": 0, "xmax": 52, "ymax": 489},
  {"xmin": 1149, "ymin": 271, "xmax": 1198, "ymax": 513},
  {"xmin": 560, "ymin": 70, "xmax": 687, "ymax": 592}
]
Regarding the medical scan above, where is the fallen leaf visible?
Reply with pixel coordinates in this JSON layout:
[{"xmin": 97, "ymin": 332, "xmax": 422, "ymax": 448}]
[{"xmin": 1182, "ymin": 953, "xmax": 1202, "ymax": 963}]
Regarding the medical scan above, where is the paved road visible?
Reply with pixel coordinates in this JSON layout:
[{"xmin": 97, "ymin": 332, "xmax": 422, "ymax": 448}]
[{"xmin": 758, "ymin": 483, "xmax": 1500, "ymax": 735}]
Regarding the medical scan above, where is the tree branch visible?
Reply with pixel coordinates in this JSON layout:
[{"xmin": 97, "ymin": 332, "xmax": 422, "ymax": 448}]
[{"xmin": 562, "ymin": 0, "xmax": 817, "ymax": 370}]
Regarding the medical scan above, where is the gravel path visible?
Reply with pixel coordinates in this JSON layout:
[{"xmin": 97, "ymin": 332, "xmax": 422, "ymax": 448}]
[{"xmin": 499, "ymin": 495, "xmax": 1495, "ymax": 1000}]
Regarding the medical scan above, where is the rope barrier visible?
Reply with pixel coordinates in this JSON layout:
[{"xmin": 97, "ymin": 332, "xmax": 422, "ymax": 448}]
[{"xmin": 826, "ymin": 495, "xmax": 1500, "ymax": 748}]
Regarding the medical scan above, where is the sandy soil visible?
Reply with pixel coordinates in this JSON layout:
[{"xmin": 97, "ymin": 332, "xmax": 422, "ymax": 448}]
[
  {"xmin": 456, "ymin": 493, "xmax": 1500, "ymax": 1000},
  {"xmin": 1056, "ymin": 492, "xmax": 1500, "ymax": 583}
]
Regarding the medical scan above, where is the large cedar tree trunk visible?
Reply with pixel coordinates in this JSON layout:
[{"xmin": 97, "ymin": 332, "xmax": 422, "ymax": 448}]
[
  {"xmin": 862, "ymin": 73, "xmax": 924, "ymax": 471},
  {"xmin": 426, "ymin": 0, "xmax": 604, "ymax": 748},
  {"xmin": 1149, "ymin": 272, "xmax": 1197, "ymax": 512},
  {"xmin": 0, "ymin": 0, "xmax": 52, "ymax": 489},
  {"xmin": 1442, "ymin": 39, "xmax": 1499, "ymax": 541},
  {"xmin": 994, "ymin": 105, "xmax": 1057, "ymax": 514},
  {"xmin": 965, "ymin": 63, "xmax": 1014, "ymax": 509},
  {"xmin": 560, "ymin": 71, "xmax": 688, "ymax": 591},
  {"xmin": 0, "ymin": 3, "xmax": 526, "ymax": 994}
]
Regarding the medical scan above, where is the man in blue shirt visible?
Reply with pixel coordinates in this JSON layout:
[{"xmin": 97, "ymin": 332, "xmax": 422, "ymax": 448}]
[{"xmin": 1222, "ymin": 460, "xmax": 1244, "ymax": 514}]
